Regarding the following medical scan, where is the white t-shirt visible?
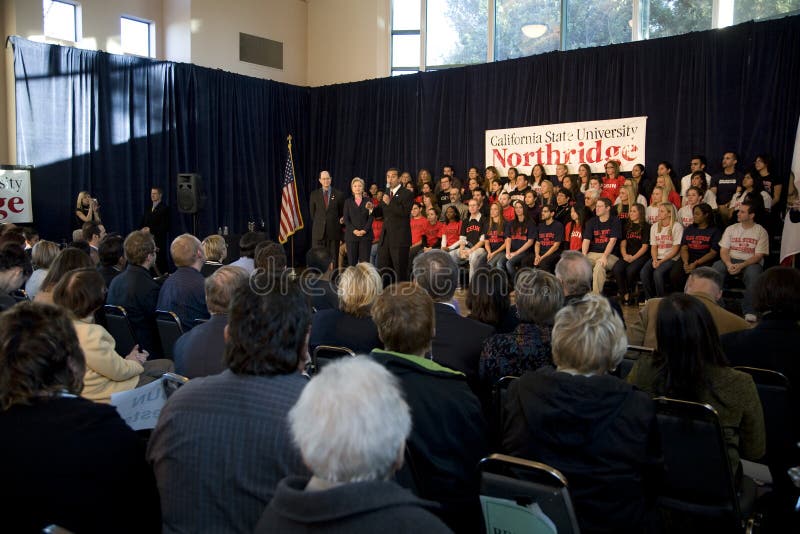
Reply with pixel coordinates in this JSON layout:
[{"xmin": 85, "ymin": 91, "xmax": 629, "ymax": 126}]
[
  {"xmin": 719, "ymin": 223, "xmax": 769, "ymax": 262},
  {"xmin": 645, "ymin": 205, "xmax": 660, "ymax": 225},
  {"xmin": 650, "ymin": 222, "xmax": 684, "ymax": 260},
  {"xmin": 677, "ymin": 206, "xmax": 695, "ymax": 228},
  {"xmin": 680, "ymin": 172, "xmax": 712, "ymax": 197},
  {"xmin": 729, "ymin": 190, "xmax": 772, "ymax": 212}
]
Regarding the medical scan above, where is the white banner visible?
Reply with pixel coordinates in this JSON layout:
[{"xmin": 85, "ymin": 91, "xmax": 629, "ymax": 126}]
[
  {"xmin": 485, "ymin": 116, "xmax": 647, "ymax": 176},
  {"xmin": 0, "ymin": 166, "xmax": 33, "ymax": 223}
]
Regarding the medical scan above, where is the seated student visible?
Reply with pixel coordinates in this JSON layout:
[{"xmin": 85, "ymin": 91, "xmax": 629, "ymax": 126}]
[
  {"xmin": 612, "ymin": 203, "xmax": 650, "ymax": 305},
  {"xmin": 640, "ymin": 202, "xmax": 683, "ymax": 299},
  {"xmin": 24, "ymin": 239, "xmax": 59, "ymax": 300},
  {"xmin": 174, "ymin": 266, "xmax": 249, "ymax": 378},
  {"xmin": 370, "ymin": 282, "xmax": 488, "ymax": 533},
  {"xmin": 628, "ymin": 293, "xmax": 765, "ymax": 480},
  {"xmin": 484, "ymin": 202, "xmax": 508, "ymax": 271},
  {"xmin": 450, "ymin": 199, "xmax": 488, "ymax": 284},
  {"xmin": 670, "ymin": 202, "xmax": 720, "ymax": 293},
  {"xmin": 309, "ymin": 262, "xmax": 383, "ymax": 355},
  {"xmin": 503, "ymin": 295, "xmax": 661, "ymax": 534},
  {"xmin": 0, "ymin": 302, "xmax": 161, "ymax": 533},
  {"xmin": 157, "ymin": 234, "xmax": 210, "ymax": 329},
  {"xmin": 533, "ymin": 205, "xmax": 563, "ymax": 273},
  {"xmin": 581, "ymin": 197, "xmax": 622, "ymax": 294},
  {"xmin": 34, "ymin": 247, "xmax": 93, "ymax": 306},
  {"xmin": 0, "ymin": 243, "xmax": 28, "ymax": 311},
  {"xmin": 201, "ymin": 234, "xmax": 227, "ymax": 277},
  {"xmin": 148, "ymin": 274, "xmax": 312, "ymax": 534},
  {"xmin": 504, "ymin": 200, "xmax": 536, "ymax": 278},
  {"xmin": 254, "ymin": 357, "xmax": 450, "ymax": 533},
  {"xmin": 54, "ymin": 268, "xmax": 173, "ymax": 403},
  {"xmin": 479, "ymin": 269, "xmax": 563, "ymax": 389}
]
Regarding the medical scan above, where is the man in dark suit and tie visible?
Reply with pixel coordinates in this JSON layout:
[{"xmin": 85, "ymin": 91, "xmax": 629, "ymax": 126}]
[
  {"xmin": 377, "ymin": 167, "xmax": 414, "ymax": 282},
  {"xmin": 309, "ymin": 170, "xmax": 344, "ymax": 263},
  {"xmin": 140, "ymin": 186, "xmax": 170, "ymax": 274}
]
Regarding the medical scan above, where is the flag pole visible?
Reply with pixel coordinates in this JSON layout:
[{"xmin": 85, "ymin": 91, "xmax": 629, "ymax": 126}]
[{"xmin": 287, "ymin": 134, "xmax": 295, "ymax": 271}]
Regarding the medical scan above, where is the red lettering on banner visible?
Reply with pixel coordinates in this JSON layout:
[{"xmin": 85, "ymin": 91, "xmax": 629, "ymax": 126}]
[
  {"xmin": 493, "ymin": 142, "xmax": 641, "ymax": 169},
  {"xmin": 0, "ymin": 197, "xmax": 25, "ymax": 219}
]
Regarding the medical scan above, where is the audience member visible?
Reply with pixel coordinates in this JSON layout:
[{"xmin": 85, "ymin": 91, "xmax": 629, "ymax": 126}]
[
  {"xmin": 53, "ymin": 268, "xmax": 173, "ymax": 403},
  {"xmin": 0, "ymin": 302, "xmax": 161, "ymax": 533},
  {"xmin": 254, "ymin": 240, "xmax": 288, "ymax": 273},
  {"xmin": 24, "ymin": 240, "xmax": 59, "ymax": 300},
  {"xmin": 157, "ymin": 233, "xmax": 209, "ymax": 329},
  {"xmin": 201, "ymin": 234, "xmax": 227, "ymax": 276},
  {"xmin": 630, "ymin": 266, "xmax": 750, "ymax": 348},
  {"xmin": 712, "ymin": 151, "xmax": 743, "ymax": 223},
  {"xmin": 174, "ymin": 266, "xmax": 249, "ymax": 378},
  {"xmin": 412, "ymin": 249, "xmax": 494, "ymax": 385},
  {"xmin": 466, "ymin": 266, "xmax": 517, "ymax": 334},
  {"xmin": 611, "ymin": 203, "xmax": 650, "ymax": 305},
  {"xmin": 34, "ymin": 247, "xmax": 93, "ymax": 305},
  {"xmin": 107, "ymin": 231, "xmax": 163, "ymax": 355},
  {"xmin": 441, "ymin": 187, "xmax": 468, "ymax": 222},
  {"xmin": 254, "ymin": 357, "xmax": 450, "ymax": 533},
  {"xmin": 309, "ymin": 262, "xmax": 383, "ymax": 354},
  {"xmin": 97, "ymin": 233, "xmax": 125, "ymax": 288},
  {"xmin": 148, "ymin": 274, "xmax": 312, "ymax": 534},
  {"xmin": 479, "ymin": 268, "xmax": 563, "ymax": 392},
  {"xmin": 640, "ymin": 202, "xmax": 683, "ymax": 299},
  {"xmin": 82, "ymin": 221, "xmax": 106, "ymax": 265},
  {"xmin": 679, "ymin": 154, "xmax": 711, "ymax": 197},
  {"xmin": 503, "ymin": 294, "xmax": 660, "ymax": 534},
  {"xmin": 303, "ymin": 246, "xmax": 338, "ymax": 311},
  {"xmin": 555, "ymin": 251, "xmax": 624, "ymax": 323},
  {"xmin": 0, "ymin": 243, "xmax": 28, "ymax": 310},
  {"xmin": 533, "ymin": 204, "xmax": 564, "ymax": 273},
  {"xmin": 229, "ymin": 231, "xmax": 266, "ymax": 274},
  {"xmin": 449, "ymin": 198, "xmax": 487, "ymax": 283},
  {"xmin": 670, "ymin": 201, "xmax": 720, "ymax": 292},
  {"xmin": 712, "ymin": 200, "xmax": 769, "ymax": 322},
  {"xmin": 370, "ymin": 282, "xmax": 487, "ymax": 533},
  {"xmin": 504, "ymin": 200, "xmax": 536, "ymax": 278},
  {"xmin": 628, "ymin": 293, "xmax": 765, "ymax": 479}
]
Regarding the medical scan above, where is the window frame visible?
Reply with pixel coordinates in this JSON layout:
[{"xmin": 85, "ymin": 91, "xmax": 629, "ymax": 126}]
[
  {"xmin": 43, "ymin": 0, "xmax": 81, "ymax": 44},
  {"xmin": 120, "ymin": 15, "xmax": 156, "ymax": 58}
]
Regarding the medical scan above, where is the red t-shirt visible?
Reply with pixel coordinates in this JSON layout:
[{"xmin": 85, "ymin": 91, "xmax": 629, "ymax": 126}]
[
  {"xmin": 371, "ymin": 219, "xmax": 383, "ymax": 243},
  {"xmin": 601, "ymin": 176, "xmax": 626, "ymax": 203},
  {"xmin": 423, "ymin": 221, "xmax": 444, "ymax": 247},
  {"xmin": 565, "ymin": 221, "xmax": 583, "ymax": 250},
  {"xmin": 410, "ymin": 216, "xmax": 427, "ymax": 245},
  {"xmin": 442, "ymin": 220, "xmax": 461, "ymax": 248},
  {"xmin": 502, "ymin": 205, "xmax": 515, "ymax": 221}
]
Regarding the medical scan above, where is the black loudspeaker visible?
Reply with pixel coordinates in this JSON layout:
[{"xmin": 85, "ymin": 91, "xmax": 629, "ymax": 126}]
[{"xmin": 177, "ymin": 173, "xmax": 203, "ymax": 214}]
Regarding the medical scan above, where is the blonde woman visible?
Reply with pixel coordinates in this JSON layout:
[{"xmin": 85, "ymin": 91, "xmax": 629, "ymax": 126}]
[
  {"xmin": 75, "ymin": 191, "xmax": 101, "ymax": 229},
  {"xmin": 614, "ymin": 183, "xmax": 638, "ymax": 220},
  {"xmin": 640, "ymin": 202, "xmax": 683, "ymax": 299},
  {"xmin": 646, "ymin": 186, "xmax": 665, "ymax": 225},
  {"xmin": 201, "ymin": 235, "xmax": 228, "ymax": 277},
  {"xmin": 656, "ymin": 163, "xmax": 681, "ymax": 209},
  {"xmin": 309, "ymin": 262, "xmax": 383, "ymax": 354}
]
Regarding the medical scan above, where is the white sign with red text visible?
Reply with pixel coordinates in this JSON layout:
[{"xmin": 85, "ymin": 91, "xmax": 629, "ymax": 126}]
[
  {"xmin": 0, "ymin": 167, "xmax": 33, "ymax": 223},
  {"xmin": 485, "ymin": 116, "xmax": 647, "ymax": 176}
]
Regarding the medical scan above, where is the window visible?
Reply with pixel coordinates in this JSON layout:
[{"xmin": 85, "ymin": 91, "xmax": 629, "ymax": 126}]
[
  {"xmin": 391, "ymin": 1, "xmax": 800, "ymax": 72},
  {"xmin": 495, "ymin": 0, "xmax": 560, "ymax": 61},
  {"xmin": 43, "ymin": 0, "xmax": 79, "ymax": 43},
  {"xmin": 121, "ymin": 16, "xmax": 154, "ymax": 57}
]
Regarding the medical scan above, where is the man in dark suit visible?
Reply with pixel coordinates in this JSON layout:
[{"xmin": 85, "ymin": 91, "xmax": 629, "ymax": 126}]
[
  {"xmin": 107, "ymin": 230, "xmax": 162, "ymax": 356},
  {"xmin": 411, "ymin": 249, "xmax": 495, "ymax": 389},
  {"xmin": 173, "ymin": 265, "xmax": 249, "ymax": 378},
  {"xmin": 140, "ymin": 187, "xmax": 170, "ymax": 274},
  {"xmin": 309, "ymin": 170, "xmax": 344, "ymax": 263},
  {"xmin": 302, "ymin": 246, "xmax": 338, "ymax": 311},
  {"xmin": 377, "ymin": 167, "xmax": 414, "ymax": 282}
]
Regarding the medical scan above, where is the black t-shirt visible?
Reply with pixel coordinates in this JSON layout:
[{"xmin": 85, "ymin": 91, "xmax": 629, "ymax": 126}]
[
  {"xmin": 711, "ymin": 171, "xmax": 743, "ymax": 205},
  {"xmin": 623, "ymin": 222, "xmax": 650, "ymax": 254},
  {"xmin": 681, "ymin": 225, "xmax": 721, "ymax": 263},
  {"xmin": 584, "ymin": 216, "xmax": 622, "ymax": 254},
  {"xmin": 506, "ymin": 220, "xmax": 536, "ymax": 252},
  {"xmin": 509, "ymin": 186, "xmax": 530, "ymax": 204},
  {"xmin": 537, "ymin": 220, "xmax": 564, "ymax": 249},
  {"xmin": 485, "ymin": 223, "xmax": 507, "ymax": 252},
  {"xmin": 436, "ymin": 190, "xmax": 451, "ymax": 208},
  {"xmin": 460, "ymin": 216, "xmax": 488, "ymax": 247}
]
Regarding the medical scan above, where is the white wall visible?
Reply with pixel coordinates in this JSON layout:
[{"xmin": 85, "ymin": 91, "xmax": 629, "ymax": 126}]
[
  {"xmin": 307, "ymin": 0, "xmax": 390, "ymax": 87},
  {"xmin": 188, "ymin": 0, "xmax": 308, "ymax": 85},
  {"xmin": 163, "ymin": 0, "xmax": 190, "ymax": 63}
]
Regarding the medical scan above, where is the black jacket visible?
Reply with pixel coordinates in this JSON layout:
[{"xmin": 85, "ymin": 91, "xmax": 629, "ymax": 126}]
[
  {"xmin": 310, "ymin": 187, "xmax": 345, "ymax": 242},
  {"xmin": 432, "ymin": 303, "xmax": 495, "ymax": 387},
  {"xmin": 310, "ymin": 309, "xmax": 382, "ymax": 354},
  {"xmin": 377, "ymin": 187, "xmax": 414, "ymax": 248},
  {"xmin": 106, "ymin": 264, "xmax": 162, "ymax": 356},
  {"xmin": 173, "ymin": 313, "xmax": 228, "ymax": 378},
  {"xmin": 370, "ymin": 349, "xmax": 487, "ymax": 533},
  {"xmin": 503, "ymin": 367, "xmax": 662, "ymax": 534},
  {"xmin": 254, "ymin": 476, "xmax": 451, "ymax": 533},
  {"xmin": 343, "ymin": 195, "xmax": 373, "ymax": 243}
]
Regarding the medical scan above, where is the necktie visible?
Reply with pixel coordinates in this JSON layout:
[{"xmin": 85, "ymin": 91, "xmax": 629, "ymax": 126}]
[{"xmin": 324, "ymin": 189, "xmax": 329, "ymax": 208}]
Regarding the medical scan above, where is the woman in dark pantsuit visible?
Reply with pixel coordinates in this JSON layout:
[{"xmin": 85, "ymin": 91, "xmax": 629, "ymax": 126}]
[{"xmin": 343, "ymin": 177, "xmax": 374, "ymax": 265}]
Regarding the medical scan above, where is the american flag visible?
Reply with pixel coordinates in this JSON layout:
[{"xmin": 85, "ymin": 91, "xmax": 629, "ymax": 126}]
[{"xmin": 278, "ymin": 143, "xmax": 304, "ymax": 244}]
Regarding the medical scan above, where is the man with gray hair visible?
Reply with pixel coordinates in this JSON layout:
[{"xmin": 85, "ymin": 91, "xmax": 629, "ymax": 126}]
[
  {"xmin": 254, "ymin": 357, "xmax": 450, "ymax": 532},
  {"xmin": 555, "ymin": 250, "xmax": 624, "ymax": 323},
  {"xmin": 173, "ymin": 266, "xmax": 249, "ymax": 378},
  {"xmin": 412, "ymin": 249, "xmax": 494, "ymax": 386},
  {"xmin": 630, "ymin": 266, "xmax": 750, "ymax": 348},
  {"xmin": 439, "ymin": 187, "xmax": 469, "ymax": 222}
]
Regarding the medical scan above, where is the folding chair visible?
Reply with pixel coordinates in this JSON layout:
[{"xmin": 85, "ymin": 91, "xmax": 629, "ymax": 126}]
[
  {"xmin": 155, "ymin": 310, "xmax": 183, "ymax": 360},
  {"xmin": 102, "ymin": 305, "xmax": 138, "ymax": 356},
  {"xmin": 654, "ymin": 397, "xmax": 756, "ymax": 531},
  {"xmin": 310, "ymin": 345, "xmax": 355, "ymax": 375},
  {"xmin": 479, "ymin": 453, "xmax": 580, "ymax": 534},
  {"xmin": 489, "ymin": 375, "xmax": 519, "ymax": 448}
]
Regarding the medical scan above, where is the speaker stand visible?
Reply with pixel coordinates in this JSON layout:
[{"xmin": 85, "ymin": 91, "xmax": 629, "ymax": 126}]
[{"xmin": 192, "ymin": 213, "xmax": 199, "ymax": 238}]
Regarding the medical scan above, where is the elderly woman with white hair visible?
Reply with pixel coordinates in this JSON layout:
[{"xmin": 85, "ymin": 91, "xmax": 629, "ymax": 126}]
[
  {"xmin": 309, "ymin": 262, "xmax": 384, "ymax": 354},
  {"xmin": 254, "ymin": 357, "xmax": 450, "ymax": 533},
  {"xmin": 502, "ymin": 294, "xmax": 661, "ymax": 534}
]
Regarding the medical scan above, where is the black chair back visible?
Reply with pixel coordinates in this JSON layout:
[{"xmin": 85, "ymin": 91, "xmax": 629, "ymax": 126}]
[
  {"xmin": 733, "ymin": 366, "xmax": 794, "ymax": 484},
  {"xmin": 311, "ymin": 345, "xmax": 355, "ymax": 375},
  {"xmin": 489, "ymin": 375, "xmax": 519, "ymax": 448},
  {"xmin": 155, "ymin": 310, "xmax": 183, "ymax": 360},
  {"xmin": 102, "ymin": 305, "xmax": 138, "ymax": 356},
  {"xmin": 479, "ymin": 453, "xmax": 580, "ymax": 534},
  {"xmin": 653, "ymin": 397, "xmax": 746, "ymax": 527}
]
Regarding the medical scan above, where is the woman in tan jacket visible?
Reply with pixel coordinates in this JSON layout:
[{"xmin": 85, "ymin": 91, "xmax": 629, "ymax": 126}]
[{"xmin": 52, "ymin": 268, "xmax": 172, "ymax": 403}]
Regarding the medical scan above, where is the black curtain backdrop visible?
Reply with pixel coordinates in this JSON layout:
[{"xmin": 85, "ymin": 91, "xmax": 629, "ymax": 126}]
[{"xmin": 12, "ymin": 15, "xmax": 800, "ymax": 259}]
